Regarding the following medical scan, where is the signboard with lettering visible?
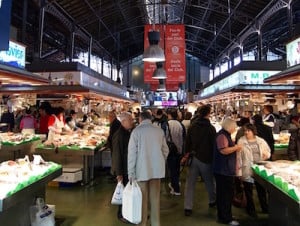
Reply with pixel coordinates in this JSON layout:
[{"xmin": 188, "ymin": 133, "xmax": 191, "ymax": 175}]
[
  {"xmin": 143, "ymin": 24, "xmax": 165, "ymax": 83},
  {"xmin": 286, "ymin": 36, "xmax": 300, "ymax": 67},
  {"xmin": 200, "ymin": 70, "xmax": 280, "ymax": 98},
  {"xmin": 165, "ymin": 24, "xmax": 186, "ymax": 83},
  {"xmin": 0, "ymin": 41, "xmax": 26, "ymax": 68},
  {"xmin": 143, "ymin": 24, "xmax": 186, "ymax": 89}
]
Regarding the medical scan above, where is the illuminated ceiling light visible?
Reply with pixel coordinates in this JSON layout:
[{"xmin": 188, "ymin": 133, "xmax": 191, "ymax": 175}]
[
  {"xmin": 143, "ymin": 31, "xmax": 165, "ymax": 62},
  {"xmin": 152, "ymin": 62, "xmax": 167, "ymax": 79},
  {"xmin": 287, "ymin": 100, "xmax": 295, "ymax": 109},
  {"xmin": 157, "ymin": 79, "xmax": 166, "ymax": 91}
]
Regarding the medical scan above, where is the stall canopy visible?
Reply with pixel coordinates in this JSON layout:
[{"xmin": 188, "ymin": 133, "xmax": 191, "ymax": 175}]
[
  {"xmin": 0, "ymin": 85, "xmax": 132, "ymax": 103},
  {"xmin": 264, "ymin": 64, "xmax": 300, "ymax": 84},
  {"xmin": 196, "ymin": 61, "xmax": 292, "ymax": 101},
  {"xmin": 0, "ymin": 63, "xmax": 48, "ymax": 86},
  {"xmin": 0, "ymin": 61, "xmax": 133, "ymax": 103},
  {"xmin": 198, "ymin": 84, "xmax": 300, "ymax": 103}
]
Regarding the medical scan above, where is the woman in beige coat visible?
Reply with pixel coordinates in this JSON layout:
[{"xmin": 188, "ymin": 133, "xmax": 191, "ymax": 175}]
[{"xmin": 237, "ymin": 123, "xmax": 270, "ymax": 217}]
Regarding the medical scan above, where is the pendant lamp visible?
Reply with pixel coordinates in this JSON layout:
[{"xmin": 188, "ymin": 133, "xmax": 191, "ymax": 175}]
[
  {"xmin": 157, "ymin": 79, "xmax": 166, "ymax": 91},
  {"xmin": 143, "ymin": 31, "xmax": 165, "ymax": 62},
  {"xmin": 152, "ymin": 62, "xmax": 167, "ymax": 79}
]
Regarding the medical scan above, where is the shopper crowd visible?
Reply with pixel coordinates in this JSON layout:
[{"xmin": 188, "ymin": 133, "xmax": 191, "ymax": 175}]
[
  {"xmin": 0, "ymin": 101, "xmax": 103, "ymax": 137},
  {"xmin": 1, "ymin": 101, "xmax": 299, "ymax": 226},
  {"xmin": 104, "ymin": 104, "xmax": 299, "ymax": 226}
]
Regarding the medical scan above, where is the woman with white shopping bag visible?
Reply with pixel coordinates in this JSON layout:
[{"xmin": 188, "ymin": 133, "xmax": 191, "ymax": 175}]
[
  {"xmin": 127, "ymin": 111, "xmax": 169, "ymax": 226},
  {"xmin": 111, "ymin": 112, "xmax": 134, "ymax": 223}
]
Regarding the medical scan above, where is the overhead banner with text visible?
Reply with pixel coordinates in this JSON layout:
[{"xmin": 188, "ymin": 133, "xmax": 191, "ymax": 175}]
[
  {"xmin": 165, "ymin": 24, "xmax": 186, "ymax": 83},
  {"xmin": 143, "ymin": 24, "xmax": 165, "ymax": 83},
  {"xmin": 144, "ymin": 24, "xmax": 186, "ymax": 87},
  {"xmin": 150, "ymin": 83, "xmax": 179, "ymax": 91}
]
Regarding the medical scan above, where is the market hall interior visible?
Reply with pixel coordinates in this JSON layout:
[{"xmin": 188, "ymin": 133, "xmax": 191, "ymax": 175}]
[{"xmin": 46, "ymin": 169, "xmax": 268, "ymax": 226}]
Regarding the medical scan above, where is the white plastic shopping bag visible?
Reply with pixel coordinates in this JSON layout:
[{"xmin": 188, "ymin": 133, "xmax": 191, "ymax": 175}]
[
  {"xmin": 122, "ymin": 181, "xmax": 142, "ymax": 224},
  {"xmin": 30, "ymin": 198, "xmax": 55, "ymax": 226},
  {"xmin": 111, "ymin": 181, "xmax": 124, "ymax": 205}
]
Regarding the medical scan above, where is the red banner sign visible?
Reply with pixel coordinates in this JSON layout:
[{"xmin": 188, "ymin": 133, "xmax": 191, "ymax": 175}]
[
  {"xmin": 144, "ymin": 24, "xmax": 164, "ymax": 83},
  {"xmin": 165, "ymin": 24, "xmax": 186, "ymax": 83},
  {"xmin": 150, "ymin": 82, "xmax": 179, "ymax": 91},
  {"xmin": 143, "ymin": 24, "xmax": 186, "ymax": 90}
]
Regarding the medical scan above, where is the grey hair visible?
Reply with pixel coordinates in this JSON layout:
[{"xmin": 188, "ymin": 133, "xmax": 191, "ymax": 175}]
[
  {"xmin": 119, "ymin": 112, "xmax": 132, "ymax": 122},
  {"xmin": 221, "ymin": 117, "xmax": 237, "ymax": 132},
  {"xmin": 140, "ymin": 110, "xmax": 152, "ymax": 120}
]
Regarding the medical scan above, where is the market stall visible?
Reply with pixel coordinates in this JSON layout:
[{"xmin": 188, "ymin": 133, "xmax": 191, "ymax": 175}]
[
  {"xmin": 252, "ymin": 160, "xmax": 300, "ymax": 226},
  {"xmin": 273, "ymin": 132, "xmax": 290, "ymax": 160},
  {"xmin": 0, "ymin": 133, "xmax": 43, "ymax": 161},
  {"xmin": 35, "ymin": 131, "xmax": 107, "ymax": 185},
  {"xmin": 0, "ymin": 159, "xmax": 62, "ymax": 226}
]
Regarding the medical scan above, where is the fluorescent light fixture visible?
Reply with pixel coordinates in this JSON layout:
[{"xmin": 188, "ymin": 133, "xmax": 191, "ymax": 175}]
[
  {"xmin": 157, "ymin": 79, "xmax": 166, "ymax": 91},
  {"xmin": 157, "ymin": 83, "xmax": 166, "ymax": 91},
  {"xmin": 152, "ymin": 62, "xmax": 167, "ymax": 79}
]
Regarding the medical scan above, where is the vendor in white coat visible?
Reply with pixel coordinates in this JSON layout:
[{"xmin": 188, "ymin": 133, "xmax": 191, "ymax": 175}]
[
  {"xmin": 47, "ymin": 107, "xmax": 72, "ymax": 142},
  {"xmin": 237, "ymin": 123, "xmax": 270, "ymax": 217}
]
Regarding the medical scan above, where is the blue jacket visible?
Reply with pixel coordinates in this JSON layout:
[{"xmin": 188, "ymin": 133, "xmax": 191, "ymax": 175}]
[{"xmin": 213, "ymin": 129, "xmax": 236, "ymax": 176}]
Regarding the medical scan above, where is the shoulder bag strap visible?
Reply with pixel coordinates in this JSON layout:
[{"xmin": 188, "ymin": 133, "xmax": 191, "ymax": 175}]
[{"xmin": 167, "ymin": 121, "xmax": 173, "ymax": 142}]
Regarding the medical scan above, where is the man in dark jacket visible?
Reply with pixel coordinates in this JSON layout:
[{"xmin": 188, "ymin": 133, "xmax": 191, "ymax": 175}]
[
  {"xmin": 111, "ymin": 112, "xmax": 134, "ymax": 223},
  {"xmin": 287, "ymin": 116, "xmax": 300, "ymax": 160},
  {"xmin": 152, "ymin": 109, "xmax": 168, "ymax": 135},
  {"xmin": 106, "ymin": 110, "xmax": 121, "ymax": 151},
  {"xmin": 252, "ymin": 114, "xmax": 275, "ymax": 159},
  {"xmin": 183, "ymin": 104, "xmax": 216, "ymax": 216}
]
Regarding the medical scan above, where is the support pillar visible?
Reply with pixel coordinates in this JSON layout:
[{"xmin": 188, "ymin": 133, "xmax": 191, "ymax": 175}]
[
  {"xmin": 88, "ymin": 37, "xmax": 92, "ymax": 67},
  {"xmin": 38, "ymin": 1, "xmax": 46, "ymax": 59},
  {"xmin": 21, "ymin": 0, "xmax": 28, "ymax": 43}
]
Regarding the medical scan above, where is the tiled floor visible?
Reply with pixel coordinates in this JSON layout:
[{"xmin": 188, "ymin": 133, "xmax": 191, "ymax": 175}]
[{"xmin": 46, "ymin": 169, "xmax": 268, "ymax": 226}]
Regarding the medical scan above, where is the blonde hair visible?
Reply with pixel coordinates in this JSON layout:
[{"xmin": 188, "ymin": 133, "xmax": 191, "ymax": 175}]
[{"xmin": 221, "ymin": 117, "xmax": 237, "ymax": 132}]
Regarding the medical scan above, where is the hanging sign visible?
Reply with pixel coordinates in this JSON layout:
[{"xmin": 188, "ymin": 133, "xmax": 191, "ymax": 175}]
[
  {"xmin": 0, "ymin": 40, "xmax": 26, "ymax": 68},
  {"xmin": 286, "ymin": 36, "xmax": 300, "ymax": 67},
  {"xmin": 200, "ymin": 70, "xmax": 280, "ymax": 98},
  {"xmin": 149, "ymin": 82, "xmax": 179, "ymax": 91},
  {"xmin": 143, "ymin": 24, "xmax": 165, "ymax": 83},
  {"xmin": 165, "ymin": 24, "xmax": 186, "ymax": 83}
]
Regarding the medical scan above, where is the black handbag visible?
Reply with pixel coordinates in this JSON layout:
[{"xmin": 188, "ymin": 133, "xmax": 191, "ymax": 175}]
[{"xmin": 166, "ymin": 123, "xmax": 179, "ymax": 156}]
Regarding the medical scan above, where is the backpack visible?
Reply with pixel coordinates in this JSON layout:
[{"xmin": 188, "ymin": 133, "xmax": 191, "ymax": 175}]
[{"xmin": 152, "ymin": 119, "xmax": 168, "ymax": 136}]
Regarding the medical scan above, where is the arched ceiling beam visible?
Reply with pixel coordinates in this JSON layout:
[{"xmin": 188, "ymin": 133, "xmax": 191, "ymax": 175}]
[
  {"xmin": 82, "ymin": 0, "xmax": 119, "ymax": 49},
  {"xmin": 205, "ymin": 0, "xmax": 243, "ymax": 53},
  {"xmin": 187, "ymin": 0, "xmax": 213, "ymax": 45},
  {"xmin": 46, "ymin": 2, "xmax": 113, "ymax": 60},
  {"xmin": 221, "ymin": 0, "xmax": 289, "ymax": 60},
  {"xmin": 114, "ymin": 0, "xmax": 139, "ymax": 51}
]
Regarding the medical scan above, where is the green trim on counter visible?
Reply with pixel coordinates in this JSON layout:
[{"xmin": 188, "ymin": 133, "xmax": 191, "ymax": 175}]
[
  {"xmin": 1, "ymin": 136, "xmax": 40, "ymax": 146},
  {"xmin": 252, "ymin": 164, "xmax": 300, "ymax": 202}
]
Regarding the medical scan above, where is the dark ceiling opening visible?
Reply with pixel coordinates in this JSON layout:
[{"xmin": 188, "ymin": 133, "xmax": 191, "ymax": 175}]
[{"xmin": 10, "ymin": 0, "xmax": 300, "ymax": 67}]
